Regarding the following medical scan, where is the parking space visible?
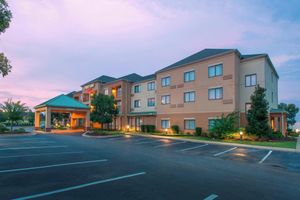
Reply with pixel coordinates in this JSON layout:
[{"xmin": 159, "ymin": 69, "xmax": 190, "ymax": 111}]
[
  {"xmin": 101, "ymin": 135, "xmax": 300, "ymax": 169},
  {"xmin": 0, "ymin": 134, "xmax": 299, "ymax": 200}
]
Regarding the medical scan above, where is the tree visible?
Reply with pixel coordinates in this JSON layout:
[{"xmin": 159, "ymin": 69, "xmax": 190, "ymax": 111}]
[
  {"xmin": 246, "ymin": 85, "xmax": 272, "ymax": 137},
  {"xmin": 0, "ymin": 110, "xmax": 7, "ymax": 122},
  {"xmin": 278, "ymin": 103, "xmax": 299, "ymax": 128},
  {"xmin": 0, "ymin": 0, "xmax": 12, "ymax": 77},
  {"xmin": 90, "ymin": 94, "xmax": 118, "ymax": 129},
  {"xmin": 210, "ymin": 112, "xmax": 238, "ymax": 138},
  {"xmin": 0, "ymin": 99, "xmax": 28, "ymax": 132}
]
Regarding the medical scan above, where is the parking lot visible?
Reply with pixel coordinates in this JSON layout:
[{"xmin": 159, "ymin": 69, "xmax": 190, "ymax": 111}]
[{"xmin": 0, "ymin": 134, "xmax": 299, "ymax": 200}]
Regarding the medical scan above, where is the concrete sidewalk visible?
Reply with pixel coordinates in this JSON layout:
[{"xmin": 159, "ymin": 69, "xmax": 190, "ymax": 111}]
[{"xmin": 127, "ymin": 133, "xmax": 299, "ymax": 153}]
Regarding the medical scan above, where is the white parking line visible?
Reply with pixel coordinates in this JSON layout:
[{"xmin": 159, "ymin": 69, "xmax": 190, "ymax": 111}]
[
  {"xmin": 135, "ymin": 140, "xmax": 161, "ymax": 145},
  {"xmin": 259, "ymin": 150, "xmax": 272, "ymax": 164},
  {"xmin": 0, "ymin": 159, "xmax": 108, "ymax": 173},
  {"xmin": 0, "ymin": 151, "xmax": 84, "ymax": 159},
  {"xmin": 154, "ymin": 141, "xmax": 186, "ymax": 148},
  {"xmin": 13, "ymin": 172, "xmax": 146, "ymax": 200},
  {"xmin": 214, "ymin": 147, "xmax": 237, "ymax": 157},
  {"xmin": 178, "ymin": 144, "xmax": 208, "ymax": 152},
  {"xmin": 204, "ymin": 194, "xmax": 218, "ymax": 200},
  {"xmin": 0, "ymin": 145, "xmax": 68, "ymax": 151}
]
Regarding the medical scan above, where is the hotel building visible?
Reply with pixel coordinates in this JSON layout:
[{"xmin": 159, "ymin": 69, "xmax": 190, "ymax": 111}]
[{"xmin": 67, "ymin": 48, "xmax": 285, "ymax": 135}]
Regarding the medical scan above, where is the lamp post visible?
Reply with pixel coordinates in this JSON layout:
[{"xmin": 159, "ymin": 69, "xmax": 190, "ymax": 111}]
[
  {"xmin": 126, "ymin": 125, "xmax": 130, "ymax": 132},
  {"xmin": 296, "ymin": 129, "xmax": 299, "ymax": 134},
  {"xmin": 240, "ymin": 131, "xmax": 243, "ymax": 141}
]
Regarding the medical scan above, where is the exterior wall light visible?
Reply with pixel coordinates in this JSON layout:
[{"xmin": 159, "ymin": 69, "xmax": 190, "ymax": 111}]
[{"xmin": 165, "ymin": 128, "xmax": 168, "ymax": 134}]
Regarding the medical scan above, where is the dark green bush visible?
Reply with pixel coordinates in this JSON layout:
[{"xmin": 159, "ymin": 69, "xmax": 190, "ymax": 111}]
[
  {"xmin": 0, "ymin": 124, "xmax": 9, "ymax": 132},
  {"xmin": 171, "ymin": 125, "xmax": 179, "ymax": 134},
  {"xmin": 141, "ymin": 125, "xmax": 146, "ymax": 133},
  {"xmin": 195, "ymin": 127, "xmax": 202, "ymax": 136},
  {"xmin": 269, "ymin": 131, "xmax": 284, "ymax": 139},
  {"xmin": 147, "ymin": 125, "xmax": 156, "ymax": 133},
  {"xmin": 13, "ymin": 128, "xmax": 26, "ymax": 133}
]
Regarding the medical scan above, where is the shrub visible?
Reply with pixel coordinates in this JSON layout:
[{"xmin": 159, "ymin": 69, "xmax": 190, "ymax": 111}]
[
  {"xmin": 210, "ymin": 112, "xmax": 238, "ymax": 139},
  {"xmin": 195, "ymin": 127, "xmax": 202, "ymax": 136},
  {"xmin": 141, "ymin": 125, "xmax": 146, "ymax": 133},
  {"xmin": 171, "ymin": 125, "xmax": 179, "ymax": 134},
  {"xmin": 268, "ymin": 131, "xmax": 284, "ymax": 140},
  {"xmin": 147, "ymin": 125, "xmax": 156, "ymax": 133},
  {"xmin": 13, "ymin": 128, "xmax": 26, "ymax": 133},
  {"xmin": 0, "ymin": 123, "xmax": 9, "ymax": 132}
]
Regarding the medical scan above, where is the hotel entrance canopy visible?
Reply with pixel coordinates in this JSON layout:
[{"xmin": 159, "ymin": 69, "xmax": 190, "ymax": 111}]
[{"xmin": 34, "ymin": 94, "xmax": 90, "ymax": 133}]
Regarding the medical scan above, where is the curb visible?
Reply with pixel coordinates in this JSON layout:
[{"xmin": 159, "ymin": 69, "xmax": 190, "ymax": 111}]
[
  {"xmin": 128, "ymin": 133, "xmax": 299, "ymax": 153},
  {"xmin": 0, "ymin": 132, "xmax": 37, "ymax": 137},
  {"xmin": 82, "ymin": 132, "xmax": 122, "ymax": 139}
]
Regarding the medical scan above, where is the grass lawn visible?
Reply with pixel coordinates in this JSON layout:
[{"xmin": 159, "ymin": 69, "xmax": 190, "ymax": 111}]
[{"xmin": 174, "ymin": 135, "xmax": 297, "ymax": 149}]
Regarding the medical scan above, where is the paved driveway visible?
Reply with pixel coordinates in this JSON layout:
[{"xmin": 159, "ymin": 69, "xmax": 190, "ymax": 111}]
[{"xmin": 0, "ymin": 134, "xmax": 299, "ymax": 200}]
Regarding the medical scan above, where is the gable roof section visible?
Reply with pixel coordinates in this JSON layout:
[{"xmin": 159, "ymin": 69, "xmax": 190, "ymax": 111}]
[
  {"xmin": 116, "ymin": 73, "xmax": 143, "ymax": 82},
  {"xmin": 81, "ymin": 75, "xmax": 116, "ymax": 87},
  {"xmin": 35, "ymin": 94, "xmax": 89, "ymax": 109},
  {"xmin": 156, "ymin": 48, "xmax": 236, "ymax": 73}
]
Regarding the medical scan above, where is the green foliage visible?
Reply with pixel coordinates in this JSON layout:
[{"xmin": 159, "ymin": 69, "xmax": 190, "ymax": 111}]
[
  {"xmin": 278, "ymin": 103, "xmax": 299, "ymax": 128},
  {"xmin": 0, "ymin": 0, "xmax": 12, "ymax": 34},
  {"xmin": 90, "ymin": 94, "xmax": 118, "ymax": 129},
  {"xmin": 171, "ymin": 125, "xmax": 179, "ymax": 134},
  {"xmin": 0, "ymin": 123, "xmax": 8, "ymax": 132},
  {"xmin": 0, "ymin": 0, "xmax": 12, "ymax": 78},
  {"xmin": 0, "ymin": 110, "xmax": 7, "ymax": 122},
  {"xmin": 140, "ymin": 125, "xmax": 156, "ymax": 133},
  {"xmin": 210, "ymin": 112, "xmax": 238, "ymax": 138},
  {"xmin": 0, "ymin": 52, "xmax": 12, "ymax": 77},
  {"xmin": 195, "ymin": 127, "xmax": 202, "ymax": 136},
  {"xmin": 13, "ymin": 127, "xmax": 26, "ymax": 133},
  {"xmin": 246, "ymin": 85, "xmax": 272, "ymax": 138},
  {"xmin": 0, "ymin": 99, "xmax": 28, "ymax": 132}
]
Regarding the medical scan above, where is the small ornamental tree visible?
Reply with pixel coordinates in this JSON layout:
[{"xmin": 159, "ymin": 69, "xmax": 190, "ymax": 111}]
[
  {"xmin": 210, "ymin": 112, "xmax": 238, "ymax": 138},
  {"xmin": 278, "ymin": 103, "xmax": 299, "ymax": 129},
  {"xmin": 90, "ymin": 94, "xmax": 118, "ymax": 130},
  {"xmin": 246, "ymin": 85, "xmax": 272, "ymax": 137},
  {"xmin": 0, "ymin": 99, "xmax": 28, "ymax": 132}
]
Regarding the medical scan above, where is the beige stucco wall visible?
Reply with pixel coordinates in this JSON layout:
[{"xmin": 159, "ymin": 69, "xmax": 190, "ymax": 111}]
[
  {"xmin": 239, "ymin": 57, "xmax": 265, "ymax": 112},
  {"xmin": 265, "ymin": 61, "xmax": 279, "ymax": 110},
  {"xmin": 131, "ymin": 80, "xmax": 156, "ymax": 113},
  {"xmin": 156, "ymin": 52, "xmax": 239, "ymax": 115}
]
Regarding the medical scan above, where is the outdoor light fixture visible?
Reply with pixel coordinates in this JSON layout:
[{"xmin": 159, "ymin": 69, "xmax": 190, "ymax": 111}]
[
  {"xmin": 165, "ymin": 128, "xmax": 168, "ymax": 134},
  {"xmin": 240, "ymin": 131, "xmax": 243, "ymax": 141},
  {"xmin": 126, "ymin": 125, "xmax": 130, "ymax": 132}
]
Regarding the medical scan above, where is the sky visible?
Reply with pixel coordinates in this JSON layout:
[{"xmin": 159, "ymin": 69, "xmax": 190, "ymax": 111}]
[{"xmin": 0, "ymin": 0, "xmax": 300, "ymax": 127}]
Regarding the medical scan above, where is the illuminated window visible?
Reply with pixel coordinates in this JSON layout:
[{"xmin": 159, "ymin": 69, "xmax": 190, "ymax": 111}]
[{"xmin": 161, "ymin": 95, "xmax": 170, "ymax": 105}]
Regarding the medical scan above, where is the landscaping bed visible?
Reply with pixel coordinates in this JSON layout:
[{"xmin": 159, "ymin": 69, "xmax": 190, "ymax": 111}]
[{"xmin": 85, "ymin": 129, "xmax": 123, "ymax": 136}]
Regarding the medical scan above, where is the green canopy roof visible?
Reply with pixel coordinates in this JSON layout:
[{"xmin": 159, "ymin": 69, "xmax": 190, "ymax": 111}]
[{"xmin": 35, "ymin": 94, "xmax": 89, "ymax": 110}]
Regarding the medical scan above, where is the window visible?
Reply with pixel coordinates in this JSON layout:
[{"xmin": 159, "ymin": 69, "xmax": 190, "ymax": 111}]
[
  {"xmin": 208, "ymin": 119, "xmax": 217, "ymax": 130},
  {"xmin": 161, "ymin": 120, "xmax": 170, "ymax": 129},
  {"xmin": 83, "ymin": 93, "xmax": 89, "ymax": 102},
  {"xmin": 147, "ymin": 98, "xmax": 155, "ymax": 107},
  {"xmin": 245, "ymin": 103, "xmax": 251, "ymax": 114},
  {"xmin": 208, "ymin": 87, "xmax": 223, "ymax": 100},
  {"xmin": 184, "ymin": 119, "xmax": 195, "ymax": 130},
  {"xmin": 184, "ymin": 91, "xmax": 195, "ymax": 103},
  {"xmin": 161, "ymin": 95, "xmax": 170, "ymax": 105},
  {"xmin": 117, "ymin": 87, "xmax": 122, "ymax": 97},
  {"xmin": 134, "ymin": 85, "xmax": 141, "ymax": 93},
  {"xmin": 208, "ymin": 64, "xmax": 223, "ymax": 78},
  {"xmin": 147, "ymin": 81, "xmax": 155, "ymax": 91},
  {"xmin": 116, "ymin": 101, "xmax": 122, "ymax": 112},
  {"xmin": 184, "ymin": 71, "xmax": 195, "ymax": 82},
  {"xmin": 245, "ymin": 74, "xmax": 257, "ymax": 87},
  {"xmin": 134, "ymin": 100, "xmax": 141, "ymax": 108},
  {"xmin": 104, "ymin": 88, "xmax": 109, "ymax": 95},
  {"xmin": 161, "ymin": 76, "xmax": 171, "ymax": 87}
]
